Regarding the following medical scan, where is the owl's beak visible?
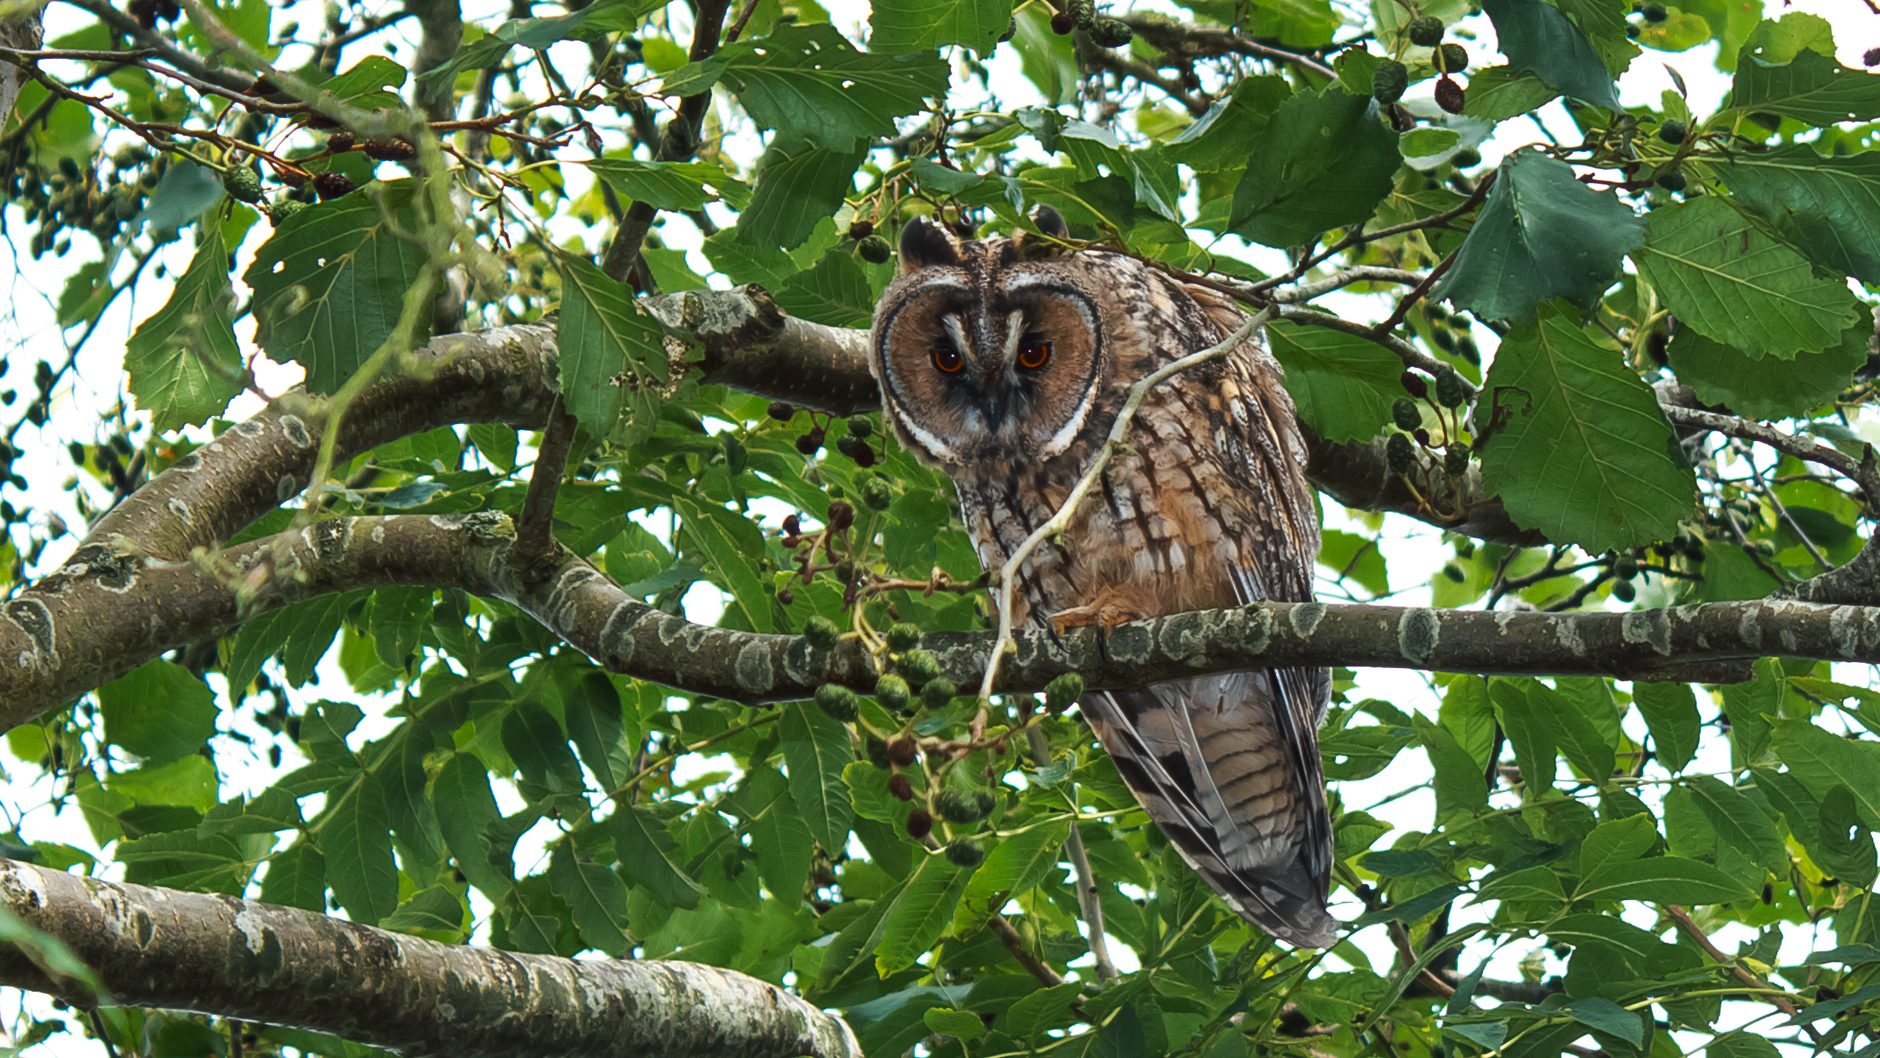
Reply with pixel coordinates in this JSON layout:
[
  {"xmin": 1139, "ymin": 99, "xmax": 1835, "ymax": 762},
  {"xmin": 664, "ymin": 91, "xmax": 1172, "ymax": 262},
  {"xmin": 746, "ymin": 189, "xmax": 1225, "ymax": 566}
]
[{"xmin": 978, "ymin": 371, "xmax": 1017, "ymax": 434}]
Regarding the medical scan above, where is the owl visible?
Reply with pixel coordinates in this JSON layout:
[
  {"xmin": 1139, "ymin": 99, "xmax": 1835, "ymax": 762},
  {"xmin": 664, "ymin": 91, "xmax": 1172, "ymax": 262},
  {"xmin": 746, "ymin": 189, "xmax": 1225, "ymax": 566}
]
[{"xmin": 868, "ymin": 209, "xmax": 1336, "ymax": 948}]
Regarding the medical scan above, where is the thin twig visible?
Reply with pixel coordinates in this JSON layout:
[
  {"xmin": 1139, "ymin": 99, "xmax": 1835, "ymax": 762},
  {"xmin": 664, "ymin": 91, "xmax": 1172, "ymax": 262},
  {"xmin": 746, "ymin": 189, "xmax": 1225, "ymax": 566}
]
[
  {"xmin": 1025, "ymin": 725, "xmax": 1116, "ymax": 981},
  {"xmin": 1664, "ymin": 904, "xmax": 1804, "ymax": 1019}
]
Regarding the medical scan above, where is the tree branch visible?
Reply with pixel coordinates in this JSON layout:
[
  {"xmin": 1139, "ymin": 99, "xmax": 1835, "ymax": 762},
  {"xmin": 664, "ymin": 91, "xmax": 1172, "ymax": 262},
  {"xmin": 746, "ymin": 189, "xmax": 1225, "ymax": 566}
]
[{"xmin": 0, "ymin": 859, "xmax": 861, "ymax": 1058}]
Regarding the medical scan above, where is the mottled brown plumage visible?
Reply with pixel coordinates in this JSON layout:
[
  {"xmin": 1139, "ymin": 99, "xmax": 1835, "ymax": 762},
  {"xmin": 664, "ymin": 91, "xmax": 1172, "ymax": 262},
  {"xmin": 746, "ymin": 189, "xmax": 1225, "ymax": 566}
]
[{"xmin": 869, "ymin": 211, "xmax": 1336, "ymax": 947}]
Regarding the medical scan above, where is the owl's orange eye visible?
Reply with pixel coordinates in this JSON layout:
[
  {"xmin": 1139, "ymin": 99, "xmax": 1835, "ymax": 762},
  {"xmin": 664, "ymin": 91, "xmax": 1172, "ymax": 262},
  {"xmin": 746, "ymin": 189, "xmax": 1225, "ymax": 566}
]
[
  {"xmin": 1017, "ymin": 338, "xmax": 1052, "ymax": 370},
  {"xmin": 933, "ymin": 345, "xmax": 965, "ymax": 373}
]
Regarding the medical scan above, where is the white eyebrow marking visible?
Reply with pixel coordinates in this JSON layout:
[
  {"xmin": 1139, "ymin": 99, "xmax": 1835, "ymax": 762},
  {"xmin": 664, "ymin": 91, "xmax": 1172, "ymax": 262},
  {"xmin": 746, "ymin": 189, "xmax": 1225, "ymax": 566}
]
[
  {"xmin": 1004, "ymin": 309, "xmax": 1025, "ymax": 362},
  {"xmin": 943, "ymin": 312, "xmax": 974, "ymax": 368}
]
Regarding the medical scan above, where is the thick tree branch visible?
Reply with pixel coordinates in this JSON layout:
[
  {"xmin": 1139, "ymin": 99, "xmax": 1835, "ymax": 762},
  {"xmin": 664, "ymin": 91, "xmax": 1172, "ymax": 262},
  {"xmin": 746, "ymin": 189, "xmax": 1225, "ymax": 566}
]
[
  {"xmin": 0, "ymin": 859, "xmax": 861, "ymax": 1058},
  {"xmin": 6, "ymin": 507, "xmax": 1879, "ymax": 721}
]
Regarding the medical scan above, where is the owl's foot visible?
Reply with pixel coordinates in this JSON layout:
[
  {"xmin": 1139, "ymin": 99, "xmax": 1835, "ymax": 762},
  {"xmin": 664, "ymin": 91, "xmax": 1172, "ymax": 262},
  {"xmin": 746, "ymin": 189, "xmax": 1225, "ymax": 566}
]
[{"xmin": 1047, "ymin": 600, "xmax": 1146, "ymax": 635}]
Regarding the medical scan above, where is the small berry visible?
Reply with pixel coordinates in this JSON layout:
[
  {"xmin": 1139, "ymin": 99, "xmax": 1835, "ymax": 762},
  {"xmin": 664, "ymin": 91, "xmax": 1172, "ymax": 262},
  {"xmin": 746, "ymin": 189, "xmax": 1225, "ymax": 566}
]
[
  {"xmin": 906, "ymin": 809, "xmax": 933, "ymax": 839},
  {"xmin": 852, "ymin": 442, "xmax": 877, "ymax": 468},
  {"xmin": 1401, "ymin": 371, "xmax": 1429, "ymax": 400},
  {"xmin": 1438, "ymin": 43, "xmax": 1468, "ymax": 73},
  {"xmin": 921, "ymin": 678, "xmax": 958, "ymax": 709},
  {"xmin": 847, "ymin": 415, "xmax": 873, "ymax": 439},
  {"xmin": 814, "ymin": 683, "xmax": 860, "ymax": 722},
  {"xmin": 1658, "ymin": 120, "xmax": 1687, "ymax": 145},
  {"xmin": 826, "ymin": 501, "xmax": 854, "ymax": 531},
  {"xmin": 945, "ymin": 840, "xmax": 985, "ymax": 868},
  {"xmin": 866, "ymin": 736, "xmax": 892, "ymax": 769},
  {"xmin": 847, "ymin": 219, "xmax": 875, "ymax": 240},
  {"xmin": 1386, "ymin": 432, "xmax": 1415, "ymax": 475},
  {"xmin": 876, "ymin": 674, "xmax": 912, "ymax": 710},
  {"xmin": 897, "ymin": 649, "xmax": 942, "ymax": 687},
  {"xmin": 1049, "ymin": 10, "xmax": 1074, "ymax": 33},
  {"xmin": 768, "ymin": 402, "xmax": 796, "ymax": 422},
  {"xmin": 1090, "ymin": 17, "xmax": 1132, "ymax": 47},
  {"xmin": 1413, "ymin": 427, "xmax": 1432, "ymax": 446},
  {"xmin": 1865, "ymin": 47, "xmax": 1880, "ymax": 67},
  {"xmin": 776, "ymin": 588, "xmax": 794, "ymax": 605},
  {"xmin": 1046, "ymin": 673, "xmax": 1084, "ymax": 712},
  {"xmin": 327, "ymin": 131, "xmax": 355, "ymax": 153},
  {"xmin": 1434, "ymin": 76, "xmax": 1466, "ymax": 115},
  {"xmin": 804, "ymin": 616, "xmax": 840, "ymax": 650},
  {"xmin": 936, "ymin": 788, "xmax": 993, "ymax": 824},
  {"xmin": 312, "ymin": 171, "xmax": 356, "ymax": 200},
  {"xmin": 796, "ymin": 427, "xmax": 826, "ymax": 455},
  {"xmin": 362, "ymin": 137, "xmax": 417, "ymax": 161},
  {"xmin": 888, "ymin": 623, "xmax": 921, "ymax": 651},
  {"xmin": 860, "ymin": 477, "xmax": 893, "ymax": 512},
  {"xmin": 1444, "ymin": 445, "xmax": 1469, "ymax": 477},
  {"xmin": 222, "ymin": 165, "xmax": 263, "ymax": 204},
  {"xmin": 1656, "ymin": 169, "xmax": 1688, "ymax": 192},
  {"xmin": 888, "ymin": 773, "xmax": 914, "ymax": 800},
  {"xmin": 1434, "ymin": 367, "xmax": 1467, "ymax": 409},
  {"xmin": 1612, "ymin": 581, "xmax": 1636, "ymax": 603},
  {"xmin": 1391, "ymin": 397, "xmax": 1421, "ymax": 432},
  {"xmin": 835, "ymin": 433, "xmax": 859, "ymax": 458},
  {"xmin": 858, "ymin": 235, "xmax": 892, "ymax": 264},
  {"xmin": 887, "ymin": 738, "xmax": 919, "ymax": 767},
  {"xmin": 1406, "ymin": 15, "xmax": 1444, "ymax": 45},
  {"xmin": 267, "ymin": 199, "xmax": 308, "ymax": 225},
  {"xmin": 1642, "ymin": 3, "xmax": 1666, "ymax": 20},
  {"xmin": 1372, "ymin": 60, "xmax": 1409, "ymax": 105}
]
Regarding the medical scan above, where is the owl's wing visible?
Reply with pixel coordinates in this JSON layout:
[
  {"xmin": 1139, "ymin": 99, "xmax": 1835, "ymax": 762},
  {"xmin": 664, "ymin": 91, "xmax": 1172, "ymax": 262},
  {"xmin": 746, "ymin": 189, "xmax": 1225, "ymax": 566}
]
[{"xmin": 1080, "ymin": 567, "xmax": 1334, "ymax": 948}]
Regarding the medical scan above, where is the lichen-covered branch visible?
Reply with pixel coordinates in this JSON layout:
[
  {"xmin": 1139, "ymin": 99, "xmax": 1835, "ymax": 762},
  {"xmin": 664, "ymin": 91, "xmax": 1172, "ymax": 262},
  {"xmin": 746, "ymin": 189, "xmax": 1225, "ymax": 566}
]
[
  {"xmin": 5, "ymin": 503, "xmax": 1879, "ymax": 720},
  {"xmin": 0, "ymin": 859, "xmax": 861, "ymax": 1058}
]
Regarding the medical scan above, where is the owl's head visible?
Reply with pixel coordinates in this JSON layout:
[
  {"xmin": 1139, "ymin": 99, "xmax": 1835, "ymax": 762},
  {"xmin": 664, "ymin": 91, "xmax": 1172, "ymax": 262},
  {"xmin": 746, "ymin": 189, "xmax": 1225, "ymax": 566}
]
[{"xmin": 869, "ymin": 208, "xmax": 1113, "ymax": 470}]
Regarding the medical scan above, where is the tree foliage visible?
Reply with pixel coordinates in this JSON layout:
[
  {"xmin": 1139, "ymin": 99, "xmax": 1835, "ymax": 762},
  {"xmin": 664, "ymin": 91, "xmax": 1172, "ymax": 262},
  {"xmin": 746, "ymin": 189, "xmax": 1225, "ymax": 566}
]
[{"xmin": 4, "ymin": 0, "xmax": 1880, "ymax": 1055}]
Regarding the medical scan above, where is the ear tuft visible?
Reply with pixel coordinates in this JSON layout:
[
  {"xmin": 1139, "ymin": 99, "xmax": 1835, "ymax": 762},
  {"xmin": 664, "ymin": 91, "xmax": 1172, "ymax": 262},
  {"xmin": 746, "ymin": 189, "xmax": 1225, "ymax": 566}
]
[
  {"xmin": 1015, "ymin": 205, "xmax": 1071, "ymax": 258},
  {"xmin": 899, "ymin": 217, "xmax": 963, "ymax": 274}
]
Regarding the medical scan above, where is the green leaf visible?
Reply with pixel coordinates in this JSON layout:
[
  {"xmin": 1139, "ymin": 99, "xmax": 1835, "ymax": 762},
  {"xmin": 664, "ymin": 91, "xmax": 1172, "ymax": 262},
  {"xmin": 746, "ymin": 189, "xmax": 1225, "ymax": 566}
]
[
  {"xmin": 1682, "ymin": 775, "xmax": 1786, "ymax": 876},
  {"xmin": 1632, "ymin": 682, "xmax": 1699, "ymax": 773},
  {"xmin": 1575, "ymin": 855, "xmax": 1754, "ymax": 904},
  {"xmin": 1481, "ymin": 0, "xmax": 1621, "ymax": 108},
  {"xmin": 669, "ymin": 24, "xmax": 947, "ymax": 150},
  {"xmin": 1668, "ymin": 321, "xmax": 1864, "ymax": 421},
  {"xmin": 434, "ymin": 753, "xmax": 511, "ymax": 899},
  {"xmin": 1164, "ymin": 76, "xmax": 1289, "ymax": 171},
  {"xmin": 743, "ymin": 766, "xmax": 814, "ymax": 900},
  {"xmin": 609, "ymin": 804, "xmax": 706, "ymax": 910},
  {"xmin": 1562, "ymin": 998, "xmax": 1643, "ymax": 1046},
  {"xmin": 1812, "ymin": 785, "xmax": 1877, "ymax": 888},
  {"xmin": 922, "ymin": 1007, "xmax": 987, "ymax": 1042},
  {"xmin": 1461, "ymin": 65, "xmax": 1560, "ymax": 122},
  {"xmin": 415, "ymin": 0, "xmax": 662, "ymax": 91},
  {"xmin": 670, "ymin": 495, "xmax": 772, "ymax": 633},
  {"xmin": 199, "ymin": 788, "xmax": 305, "ymax": 837},
  {"xmin": 1633, "ymin": 196, "xmax": 1863, "ymax": 359},
  {"xmin": 1228, "ymin": 86, "xmax": 1401, "ymax": 248},
  {"xmin": 1546, "ymin": 912, "xmax": 1673, "ymax": 963},
  {"xmin": 1772, "ymin": 717, "xmax": 1880, "ymax": 829},
  {"xmin": 1719, "ymin": 658, "xmax": 1780, "ymax": 767},
  {"xmin": 125, "ymin": 228, "xmax": 241, "ymax": 433},
  {"xmin": 1265, "ymin": 319, "xmax": 1406, "ymax": 443},
  {"xmin": 564, "ymin": 672, "xmax": 627, "ymax": 791},
  {"xmin": 1472, "ymin": 308, "xmax": 1694, "ymax": 552},
  {"xmin": 548, "ymin": 844, "xmax": 631, "ymax": 956},
  {"xmin": 875, "ymin": 848, "xmax": 975, "ymax": 975},
  {"xmin": 869, "ymin": 0, "xmax": 1013, "ymax": 56},
  {"xmin": 771, "ymin": 248, "xmax": 878, "ymax": 328},
  {"xmin": 1726, "ymin": 46, "xmax": 1880, "ymax": 126},
  {"xmin": 96, "ymin": 660, "xmax": 217, "ymax": 764},
  {"xmin": 1490, "ymin": 677, "xmax": 1556, "ymax": 793},
  {"xmin": 379, "ymin": 886, "xmax": 464, "ymax": 933},
  {"xmin": 324, "ymin": 776, "xmax": 399, "ymax": 924},
  {"xmin": 1431, "ymin": 149, "xmax": 1645, "ymax": 320},
  {"xmin": 555, "ymin": 249, "xmax": 672, "ymax": 441},
  {"xmin": 1578, "ymin": 813, "xmax": 1657, "ymax": 878},
  {"xmin": 242, "ymin": 181, "xmax": 426, "ymax": 393},
  {"xmin": 118, "ymin": 830, "xmax": 259, "ymax": 895},
  {"xmin": 1415, "ymin": 713, "xmax": 1488, "ymax": 818},
  {"xmin": 953, "ymin": 817, "xmax": 1069, "ymax": 931},
  {"xmin": 588, "ymin": 159, "xmax": 746, "ymax": 212},
  {"xmin": 1714, "ymin": 145, "xmax": 1880, "ymax": 285},
  {"xmin": 781, "ymin": 702, "xmax": 855, "ymax": 852},
  {"xmin": 257, "ymin": 842, "xmax": 327, "ymax": 912},
  {"xmin": 1708, "ymin": 1032, "xmax": 1781, "ymax": 1058},
  {"xmin": 501, "ymin": 701, "xmax": 585, "ymax": 795},
  {"xmin": 737, "ymin": 136, "xmax": 869, "ymax": 251}
]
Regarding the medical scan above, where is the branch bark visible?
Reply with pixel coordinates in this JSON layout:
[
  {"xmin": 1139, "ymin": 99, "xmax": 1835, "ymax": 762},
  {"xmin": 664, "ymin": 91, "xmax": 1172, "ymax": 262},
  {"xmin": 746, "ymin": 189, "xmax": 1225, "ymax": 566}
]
[{"xmin": 0, "ymin": 859, "xmax": 861, "ymax": 1058}]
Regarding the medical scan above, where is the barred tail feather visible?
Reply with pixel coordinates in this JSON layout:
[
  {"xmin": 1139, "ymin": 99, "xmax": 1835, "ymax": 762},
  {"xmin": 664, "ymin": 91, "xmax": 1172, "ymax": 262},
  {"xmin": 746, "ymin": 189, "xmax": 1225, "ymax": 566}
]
[{"xmin": 1084, "ymin": 672, "xmax": 1335, "ymax": 948}]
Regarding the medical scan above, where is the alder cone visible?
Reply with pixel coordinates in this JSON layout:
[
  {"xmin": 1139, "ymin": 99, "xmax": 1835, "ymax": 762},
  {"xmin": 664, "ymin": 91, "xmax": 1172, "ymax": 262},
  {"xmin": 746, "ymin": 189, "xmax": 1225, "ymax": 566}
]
[{"xmin": 1434, "ymin": 76, "xmax": 1466, "ymax": 114}]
